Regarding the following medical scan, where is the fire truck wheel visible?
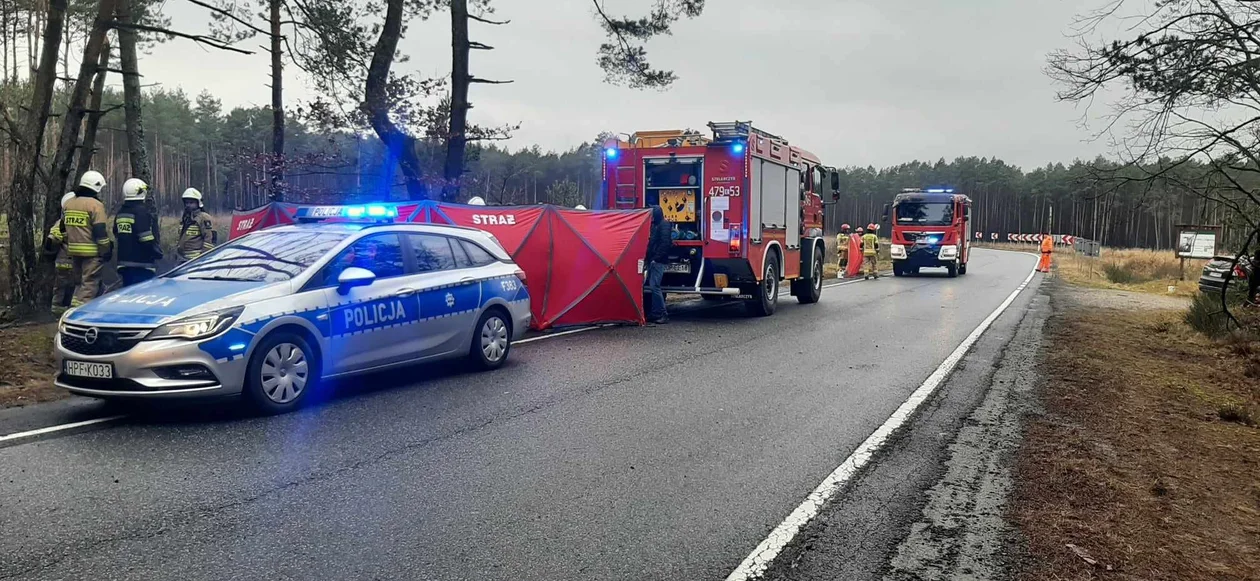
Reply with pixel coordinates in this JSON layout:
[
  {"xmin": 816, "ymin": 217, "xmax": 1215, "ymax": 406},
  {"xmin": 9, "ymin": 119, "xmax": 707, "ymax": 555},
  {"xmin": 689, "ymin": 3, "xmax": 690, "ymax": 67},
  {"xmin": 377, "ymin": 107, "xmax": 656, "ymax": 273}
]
[
  {"xmin": 947, "ymin": 262, "xmax": 959, "ymax": 278},
  {"xmin": 893, "ymin": 264, "xmax": 904, "ymax": 277},
  {"xmin": 793, "ymin": 248, "xmax": 823, "ymax": 304},
  {"xmin": 746, "ymin": 253, "xmax": 780, "ymax": 317},
  {"xmin": 959, "ymin": 262, "xmax": 968, "ymax": 275}
]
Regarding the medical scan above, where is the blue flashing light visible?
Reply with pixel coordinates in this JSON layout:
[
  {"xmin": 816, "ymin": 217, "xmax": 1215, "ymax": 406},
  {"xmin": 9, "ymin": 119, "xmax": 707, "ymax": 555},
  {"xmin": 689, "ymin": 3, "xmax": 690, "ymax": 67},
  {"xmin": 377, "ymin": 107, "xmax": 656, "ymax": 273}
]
[
  {"xmin": 229, "ymin": 343, "xmax": 246, "ymax": 351},
  {"xmin": 345, "ymin": 206, "xmax": 366, "ymax": 218},
  {"xmin": 366, "ymin": 204, "xmax": 393, "ymax": 218},
  {"xmin": 605, "ymin": 147, "xmax": 619, "ymax": 160},
  {"xmin": 925, "ymin": 187, "xmax": 955, "ymax": 194},
  {"xmin": 732, "ymin": 142, "xmax": 745, "ymax": 155},
  {"xmin": 926, "ymin": 236, "xmax": 941, "ymax": 245}
]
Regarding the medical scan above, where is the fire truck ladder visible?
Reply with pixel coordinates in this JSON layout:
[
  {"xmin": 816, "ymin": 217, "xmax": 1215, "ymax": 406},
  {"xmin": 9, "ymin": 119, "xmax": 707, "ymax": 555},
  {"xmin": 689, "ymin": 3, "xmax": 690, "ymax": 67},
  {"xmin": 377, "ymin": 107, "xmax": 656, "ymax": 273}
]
[{"xmin": 707, "ymin": 121, "xmax": 788, "ymax": 144}]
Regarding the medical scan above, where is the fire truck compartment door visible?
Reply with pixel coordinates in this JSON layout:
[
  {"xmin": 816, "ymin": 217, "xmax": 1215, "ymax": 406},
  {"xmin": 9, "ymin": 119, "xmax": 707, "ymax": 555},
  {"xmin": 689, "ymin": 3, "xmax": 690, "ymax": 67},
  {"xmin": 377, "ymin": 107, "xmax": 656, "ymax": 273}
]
[
  {"xmin": 750, "ymin": 159, "xmax": 763, "ymax": 242},
  {"xmin": 785, "ymin": 167, "xmax": 801, "ymax": 248},
  {"xmin": 756, "ymin": 159, "xmax": 786, "ymax": 234}
]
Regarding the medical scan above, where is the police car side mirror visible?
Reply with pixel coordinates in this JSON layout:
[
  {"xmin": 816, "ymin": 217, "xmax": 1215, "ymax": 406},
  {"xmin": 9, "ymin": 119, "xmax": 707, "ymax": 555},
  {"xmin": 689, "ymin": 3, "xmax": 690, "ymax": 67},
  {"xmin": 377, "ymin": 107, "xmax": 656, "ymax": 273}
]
[{"xmin": 337, "ymin": 267, "xmax": 376, "ymax": 294}]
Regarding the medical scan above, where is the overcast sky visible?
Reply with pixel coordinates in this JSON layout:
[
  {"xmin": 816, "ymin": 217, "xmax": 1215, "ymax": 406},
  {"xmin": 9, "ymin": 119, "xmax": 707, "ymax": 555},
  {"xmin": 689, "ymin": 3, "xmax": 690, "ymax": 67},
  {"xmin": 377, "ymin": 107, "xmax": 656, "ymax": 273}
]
[{"xmin": 138, "ymin": 0, "xmax": 1112, "ymax": 169}]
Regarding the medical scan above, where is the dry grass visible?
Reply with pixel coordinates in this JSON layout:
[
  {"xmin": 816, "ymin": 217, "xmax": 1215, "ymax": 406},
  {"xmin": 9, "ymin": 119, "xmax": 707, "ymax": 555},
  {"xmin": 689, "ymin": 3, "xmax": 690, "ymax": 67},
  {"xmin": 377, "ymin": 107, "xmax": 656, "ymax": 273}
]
[
  {"xmin": 0, "ymin": 322, "xmax": 62, "ymax": 408},
  {"xmin": 978, "ymin": 242, "xmax": 1208, "ymax": 297},
  {"xmin": 1015, "ymin": 298, "xmax": 1260, "ymax": 581}
]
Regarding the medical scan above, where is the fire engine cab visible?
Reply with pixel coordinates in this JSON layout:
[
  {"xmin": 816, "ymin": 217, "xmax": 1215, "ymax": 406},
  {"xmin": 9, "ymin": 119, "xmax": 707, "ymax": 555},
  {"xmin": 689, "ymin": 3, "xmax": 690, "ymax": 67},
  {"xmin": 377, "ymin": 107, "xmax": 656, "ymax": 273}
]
[
  {"xmin": 600, "ymin": 121, "xmax": 838, "ymax": 316},
  {"xmin": 884, "ymin": 188, "xmax": 973, "ymax": 278}
]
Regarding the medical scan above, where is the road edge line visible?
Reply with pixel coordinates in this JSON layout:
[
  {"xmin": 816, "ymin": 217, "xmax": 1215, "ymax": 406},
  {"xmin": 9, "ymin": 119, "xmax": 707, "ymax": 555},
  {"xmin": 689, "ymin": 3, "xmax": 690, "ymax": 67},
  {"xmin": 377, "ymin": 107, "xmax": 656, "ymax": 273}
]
[
  {"xmin": 0, "ymin": 415, "xmax": 125, "ymax": 446},
  {"xmin": 724, "ymin": 261, "xmax": 1041, "ymax": 581}
]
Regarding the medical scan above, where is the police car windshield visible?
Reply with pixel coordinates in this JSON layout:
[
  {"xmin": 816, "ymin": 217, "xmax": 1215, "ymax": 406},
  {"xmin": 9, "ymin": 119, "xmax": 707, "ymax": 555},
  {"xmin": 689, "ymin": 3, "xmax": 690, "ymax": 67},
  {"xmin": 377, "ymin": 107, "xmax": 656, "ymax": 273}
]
[
  {"xmin": 170, "ymin": 230, "xmax": 351, "ymax": 283},
  {"xmin": 895, "ymin": 201, "xmax": 953, "ymax": 226}
]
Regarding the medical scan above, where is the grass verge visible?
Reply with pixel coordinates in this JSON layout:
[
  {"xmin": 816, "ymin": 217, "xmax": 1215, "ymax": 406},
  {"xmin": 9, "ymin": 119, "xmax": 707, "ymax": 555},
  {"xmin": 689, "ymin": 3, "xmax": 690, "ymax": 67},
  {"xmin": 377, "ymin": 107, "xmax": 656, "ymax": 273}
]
[
  {"xmin": 0, "ymin": 322, "xmax": 62, "ymax": 408},
  {"xmin": 1014, "ymin": 294, "xmax": 1260, "ymax": 580}
]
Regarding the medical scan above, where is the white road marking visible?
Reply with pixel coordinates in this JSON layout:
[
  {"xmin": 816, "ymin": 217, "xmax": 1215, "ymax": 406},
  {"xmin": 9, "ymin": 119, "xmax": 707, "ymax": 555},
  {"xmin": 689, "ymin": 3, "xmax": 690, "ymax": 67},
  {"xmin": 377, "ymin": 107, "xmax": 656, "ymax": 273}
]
[
  {"xmin": 0, "ymin": 415, "xmax": 125, "ymax": 445},
  {"xmin": 515, "ymin": 324, "xmax": 613, "ymax": 344},
  {"xmin": 0, "ymin": 274, "xmax": 882, "ymax": 446},
  {"xmin": 724, "ymin": 261, "xmax": 1040, "ymax": 581}
]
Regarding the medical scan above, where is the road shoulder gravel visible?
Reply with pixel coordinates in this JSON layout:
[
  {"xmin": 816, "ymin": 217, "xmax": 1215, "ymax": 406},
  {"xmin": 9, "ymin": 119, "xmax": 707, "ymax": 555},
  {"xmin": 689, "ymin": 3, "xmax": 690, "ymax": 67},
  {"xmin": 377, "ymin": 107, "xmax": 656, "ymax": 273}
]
[{"xmin": 760, "ymin": 275, "xmax": 1049, "ymax": 581}]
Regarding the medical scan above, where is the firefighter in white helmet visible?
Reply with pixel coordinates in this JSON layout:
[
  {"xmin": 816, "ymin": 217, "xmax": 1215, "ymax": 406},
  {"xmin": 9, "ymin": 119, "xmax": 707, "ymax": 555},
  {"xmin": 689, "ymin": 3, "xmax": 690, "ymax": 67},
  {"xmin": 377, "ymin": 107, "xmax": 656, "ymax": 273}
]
[
  {"xmin": 177, "ymin": 188, "xmax": 215, "ymax": 264},
  {"xmin": 42, "ymin": 192, "xmax": 77, "ymax": 313},
  {"xmin": 113, "ymin": 178, "xmax": 162, "ymax": 287},
  {"xmin": 62, "ymin": 171, "xmax": 112, "ymax": 307}
]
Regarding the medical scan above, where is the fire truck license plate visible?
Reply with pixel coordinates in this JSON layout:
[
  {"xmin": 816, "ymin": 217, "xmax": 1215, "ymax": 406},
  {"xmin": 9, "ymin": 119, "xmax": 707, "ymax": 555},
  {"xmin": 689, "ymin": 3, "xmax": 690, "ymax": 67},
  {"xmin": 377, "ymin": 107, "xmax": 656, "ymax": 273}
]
[{"xmin": 664, "ymin": 263, "xmax": 691, "ymax": 274}]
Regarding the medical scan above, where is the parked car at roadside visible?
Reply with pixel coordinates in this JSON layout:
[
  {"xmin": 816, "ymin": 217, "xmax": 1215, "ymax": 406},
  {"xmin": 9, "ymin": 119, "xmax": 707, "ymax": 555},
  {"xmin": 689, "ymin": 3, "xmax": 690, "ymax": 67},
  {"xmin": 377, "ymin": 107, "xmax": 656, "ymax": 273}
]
[
  {"xmin": 1198, "ymin": 255, "xmax": 1252, "ymax": 295},
  {"xmin": 53, "ymin": 206, "xmax": 531, "ymax": 414}
]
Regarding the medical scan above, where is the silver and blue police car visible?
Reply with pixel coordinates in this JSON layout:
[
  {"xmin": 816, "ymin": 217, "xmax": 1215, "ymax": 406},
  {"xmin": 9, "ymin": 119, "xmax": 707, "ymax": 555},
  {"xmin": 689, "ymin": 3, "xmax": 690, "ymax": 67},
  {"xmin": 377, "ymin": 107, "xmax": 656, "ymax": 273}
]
[{"xmin": 53, "ymin": 205, "xmax": 532, "ymax": 414}]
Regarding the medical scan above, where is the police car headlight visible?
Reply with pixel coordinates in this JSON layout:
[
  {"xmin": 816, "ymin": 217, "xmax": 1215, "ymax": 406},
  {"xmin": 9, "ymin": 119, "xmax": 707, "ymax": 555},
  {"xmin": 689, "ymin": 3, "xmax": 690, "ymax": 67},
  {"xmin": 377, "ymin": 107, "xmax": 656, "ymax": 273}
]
[
  {"xmin": 890, "ymin": 244, "xmax": 907, "ymax": 259},
  {"xmin": 146, "ymin": 307, "xmax": 243, "ymax": 341},
  {"xmin": 58, "ymin": 308, "xmax": 76, "ymax": 334},
  {"xmin": 939, "ymin": 245, "xmax": 959, "ymax": 259}
]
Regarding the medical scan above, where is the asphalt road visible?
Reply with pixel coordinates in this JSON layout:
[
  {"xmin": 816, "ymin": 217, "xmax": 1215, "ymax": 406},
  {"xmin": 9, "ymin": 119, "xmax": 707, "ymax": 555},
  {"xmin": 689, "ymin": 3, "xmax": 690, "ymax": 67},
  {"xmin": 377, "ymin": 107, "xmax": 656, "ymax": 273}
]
[{"xmin": 0, "ymin": 249, "xmax": 1038, "ymax": 581}]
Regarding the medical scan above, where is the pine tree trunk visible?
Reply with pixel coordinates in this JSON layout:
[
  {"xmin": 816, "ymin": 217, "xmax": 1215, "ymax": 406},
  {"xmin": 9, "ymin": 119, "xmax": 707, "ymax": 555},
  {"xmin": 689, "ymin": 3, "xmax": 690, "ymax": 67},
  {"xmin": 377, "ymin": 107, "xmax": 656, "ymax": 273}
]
[
  {"xmin": 115, "ymin": 0, "xmax": 155, "ymax": 218},
  {"xmin": 75, "ymin": 39, "xmax": 110, "ymax": 181},
  {"xmin": 5, "ymin": 0, "xmax": 66, "ymax": 312},
  {"xmin": 442, "ymin": 0, "xmax": 469, "ymax": 203},
  {"xmin": 47, "ymin": 0, "xmax": 115, "ymax": 217},
  {"xmin": 365, "ymin": 0, "xmax": 428, "ymax": 200},
  {"xmin": 269, "ymin": 0, "xmax": 284, "ymax": 201}
]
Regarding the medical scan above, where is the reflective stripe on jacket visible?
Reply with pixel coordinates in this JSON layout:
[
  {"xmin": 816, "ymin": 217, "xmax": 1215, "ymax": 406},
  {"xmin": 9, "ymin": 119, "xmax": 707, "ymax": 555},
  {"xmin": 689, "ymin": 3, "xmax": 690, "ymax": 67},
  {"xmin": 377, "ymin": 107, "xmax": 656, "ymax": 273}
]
[
  {"xmin": 63, "ymin": 195, "xmax": 110, "ymax": 257},
  {"xmin": 115, "ymin": 200, "xmax": 160, "ymax": 268},
  {"xmin": 178, "ymin": 210, "xmax": 214, "ymax": 259},
  {"xmin": 861, "ymin": 233, "xmax": 879, "ymax": 256}
]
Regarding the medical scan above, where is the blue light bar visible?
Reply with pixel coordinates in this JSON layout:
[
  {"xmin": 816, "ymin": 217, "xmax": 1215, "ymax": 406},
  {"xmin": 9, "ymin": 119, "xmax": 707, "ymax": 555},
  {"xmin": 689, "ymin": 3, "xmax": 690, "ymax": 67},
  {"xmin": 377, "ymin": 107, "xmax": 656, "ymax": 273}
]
[
  {"xmin": 295, "ymin": 204, "xmax": 398, "ymax": 222},
  {"xmin": 605, "ymin": 147, "xmax": 619, "ymax": 160},
  {"xmin": 732, "ymin": 142, "xmax": 745, "ymax": 155}
]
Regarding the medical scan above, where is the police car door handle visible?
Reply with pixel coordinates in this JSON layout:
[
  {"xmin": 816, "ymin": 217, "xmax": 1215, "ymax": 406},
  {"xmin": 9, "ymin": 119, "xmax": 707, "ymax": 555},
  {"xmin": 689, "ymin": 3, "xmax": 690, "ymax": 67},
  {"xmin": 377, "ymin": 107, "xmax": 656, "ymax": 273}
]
[{"xmin": 393, "ymin": 288, "xmax": 417, "ymax": 298}]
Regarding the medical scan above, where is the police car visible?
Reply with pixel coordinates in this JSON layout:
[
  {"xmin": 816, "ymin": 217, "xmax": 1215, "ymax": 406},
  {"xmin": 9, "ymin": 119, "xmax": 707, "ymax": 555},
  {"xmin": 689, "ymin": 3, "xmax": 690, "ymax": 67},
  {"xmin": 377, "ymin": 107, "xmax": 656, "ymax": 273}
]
[{"xmin": 53, "ymin": 205, "xmax": 532, "ymax": 414}]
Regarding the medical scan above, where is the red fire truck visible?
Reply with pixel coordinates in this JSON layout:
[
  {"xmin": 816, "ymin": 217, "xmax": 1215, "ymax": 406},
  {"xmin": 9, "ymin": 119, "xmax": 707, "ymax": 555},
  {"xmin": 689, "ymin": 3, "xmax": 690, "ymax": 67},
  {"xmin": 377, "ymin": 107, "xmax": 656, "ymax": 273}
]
[
  {"xmin": 600, "ymin": 121, "xmax": 837, "ymax": 316},
  {"xmin": 884, "ymin": 187, "xmax": 973, "ymax": 278}
]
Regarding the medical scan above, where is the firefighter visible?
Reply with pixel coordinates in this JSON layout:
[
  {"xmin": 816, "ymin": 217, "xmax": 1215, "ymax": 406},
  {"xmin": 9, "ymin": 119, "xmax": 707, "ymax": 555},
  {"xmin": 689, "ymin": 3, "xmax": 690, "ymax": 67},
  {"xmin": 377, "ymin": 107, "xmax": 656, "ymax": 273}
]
[
  {"xmin": 862, "ymin": 223, "xmax": 880, "ymax": 279},
  {"xmin": 177, "ymin": 188, "xmax": 215, "ymax": 263},
  {"xmin": 43, "ymin": 192, "xmax": 76, "ymax": 313},
  {"xmin": 114, "ymin": 178, "xmax": 163, "ymax": 287},
  {"xmin": 835, "ymin": 223, "xmax": 851, "ymax": 278},
  {"xmin": 645, "ymin": 205, "xmax": 670, "ymax": 324},
  {"xmin": 63, "ymin": 170, "xmax": 112, "ymax": 307},
  {"xmin": 1038, "ymin": 233, "xmax": 1054, "ymax": 273}
]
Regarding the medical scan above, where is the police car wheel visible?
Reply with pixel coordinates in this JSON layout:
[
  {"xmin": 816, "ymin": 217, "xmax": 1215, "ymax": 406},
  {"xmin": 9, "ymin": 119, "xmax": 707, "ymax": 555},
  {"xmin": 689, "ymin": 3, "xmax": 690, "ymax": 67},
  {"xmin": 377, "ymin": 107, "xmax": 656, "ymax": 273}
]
[
  {"xmin": 471, "ymin": 309, "xmax": 511, "ymax": 370},
  {"xmin": 245, "ymin": 333, "xmax": 319, "ymax": 414}
]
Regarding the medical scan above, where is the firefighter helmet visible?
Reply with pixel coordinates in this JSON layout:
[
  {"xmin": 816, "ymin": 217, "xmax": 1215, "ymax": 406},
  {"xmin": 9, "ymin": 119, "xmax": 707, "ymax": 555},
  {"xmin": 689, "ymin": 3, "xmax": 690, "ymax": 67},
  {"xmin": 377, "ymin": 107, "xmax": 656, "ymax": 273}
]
[
  {"xmin": 867, "ymin": 223, "xmax": 877, "ymax": 231},
  {"xmin": 122, "ymin": 178, "xmax": 149, "ymax": 201},
  {"xmin": 60, "ymin": 192, "xmax": 74, "ymax": 209},
  {"xmin": 181, "ymin": 188, "xmax": 204, "ymax": 207},
  {"xmin": 78, "ymin": 170, "xmax": 106, "ymax": 193},
  {"xmin": 467, "ymin": 196, "xmax": 486, "ymax": 206},
  {"xmin": 855, "ymin": 226, "xmax": 865, "ymax": 234},
  {"xmin": 840, "ymin": 223, "xmax": 851, "ymax": 232}
]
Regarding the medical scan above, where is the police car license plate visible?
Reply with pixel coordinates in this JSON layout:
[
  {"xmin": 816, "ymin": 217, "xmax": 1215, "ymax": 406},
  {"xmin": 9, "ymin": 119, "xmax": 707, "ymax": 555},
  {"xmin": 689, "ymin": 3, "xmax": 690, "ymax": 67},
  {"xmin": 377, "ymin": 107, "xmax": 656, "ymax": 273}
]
[
  {"xmin": 64, "ymin": 360, "xmax": 113, "ymax": 379},
  {"xmin": 664, "ymin": 263, "xmax": 691, "ymax": 274}
]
